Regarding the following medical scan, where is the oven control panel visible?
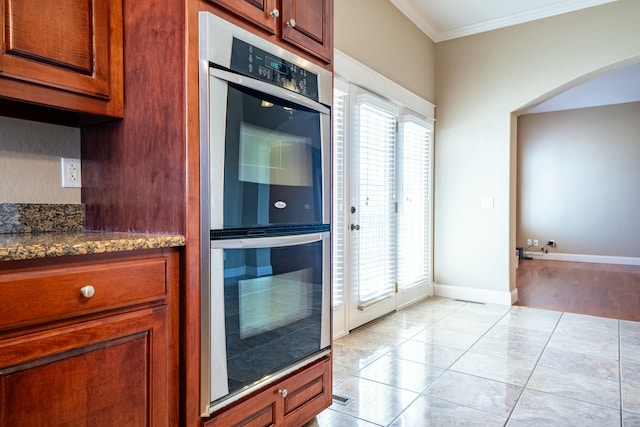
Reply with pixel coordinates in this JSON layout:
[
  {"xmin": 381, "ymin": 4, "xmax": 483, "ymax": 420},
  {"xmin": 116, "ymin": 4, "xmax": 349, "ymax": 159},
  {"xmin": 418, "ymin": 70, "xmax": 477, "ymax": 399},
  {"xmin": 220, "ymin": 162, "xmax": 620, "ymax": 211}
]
[{"xmin": 230, "ymin": 38, "xmax": 319, "ymax": 102}]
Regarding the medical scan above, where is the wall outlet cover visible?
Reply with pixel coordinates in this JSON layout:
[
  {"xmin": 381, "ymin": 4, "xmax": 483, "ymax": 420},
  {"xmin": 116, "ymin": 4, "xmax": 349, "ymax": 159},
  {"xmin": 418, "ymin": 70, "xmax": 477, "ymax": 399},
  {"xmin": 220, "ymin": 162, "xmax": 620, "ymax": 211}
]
[{"xmin": 61, "ymin": 158, "xmax": 81, "ymax": 188}]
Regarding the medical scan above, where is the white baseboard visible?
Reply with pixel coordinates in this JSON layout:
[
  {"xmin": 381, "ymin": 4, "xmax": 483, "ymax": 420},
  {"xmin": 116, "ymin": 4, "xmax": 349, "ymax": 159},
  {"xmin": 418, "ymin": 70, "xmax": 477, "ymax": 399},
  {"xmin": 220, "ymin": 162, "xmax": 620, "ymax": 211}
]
[
  {"xmin": 434, "ymin": 283, "xmax": 517, "ymax": 306},
  {"xmin": 524, "ymin": 252, "xmax": 640, "ymax": 266}
]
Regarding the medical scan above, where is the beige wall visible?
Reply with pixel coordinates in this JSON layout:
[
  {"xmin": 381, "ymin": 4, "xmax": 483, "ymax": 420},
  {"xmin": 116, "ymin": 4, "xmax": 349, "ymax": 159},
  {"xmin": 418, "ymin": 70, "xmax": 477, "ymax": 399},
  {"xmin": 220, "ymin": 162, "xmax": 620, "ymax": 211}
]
[
  {"xmin": 434, "ymin": 0, "xmax": 640, "ymax": 297},
  {"xmin": 517, "ymin": 102, "xmax": 640, "ymax": 258},
  {"xmin": 334, "ymin": 0, "xmax": 435, "ymax": 102},
  {"xmin": 0, "ymin": 117, "xmax": 80, "ymax": 204}
]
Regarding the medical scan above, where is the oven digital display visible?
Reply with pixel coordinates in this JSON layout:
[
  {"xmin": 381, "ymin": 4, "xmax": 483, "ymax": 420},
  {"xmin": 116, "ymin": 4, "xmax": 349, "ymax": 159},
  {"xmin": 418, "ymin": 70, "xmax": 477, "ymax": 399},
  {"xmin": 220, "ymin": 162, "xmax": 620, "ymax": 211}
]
[
  {"xmin": 229, "ymin": 38, "xmax": 319, "ymax": 101},
  {"xmin": 266, "ymin": 56, "xmax": 289, "ymax": 74}
]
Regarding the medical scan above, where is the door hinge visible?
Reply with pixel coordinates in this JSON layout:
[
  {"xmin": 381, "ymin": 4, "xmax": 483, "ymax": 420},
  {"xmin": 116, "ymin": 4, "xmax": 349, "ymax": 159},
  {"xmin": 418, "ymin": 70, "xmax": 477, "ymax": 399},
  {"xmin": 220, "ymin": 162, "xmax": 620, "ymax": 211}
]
[
  {"xmin": 395, "ymin": 202, "xmax": 398, "ymax": 213},
  {"xmin": 395, "ymin": 283, "xmax": 398, "ymax": 293}
]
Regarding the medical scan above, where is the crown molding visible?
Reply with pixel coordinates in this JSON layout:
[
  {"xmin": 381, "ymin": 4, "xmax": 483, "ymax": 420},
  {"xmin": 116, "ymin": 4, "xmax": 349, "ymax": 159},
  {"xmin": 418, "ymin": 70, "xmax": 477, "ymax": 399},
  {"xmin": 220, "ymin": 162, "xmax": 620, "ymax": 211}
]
[{"xmin": 391, "ymin": 0, "xmax": 618, "ymax": 42}]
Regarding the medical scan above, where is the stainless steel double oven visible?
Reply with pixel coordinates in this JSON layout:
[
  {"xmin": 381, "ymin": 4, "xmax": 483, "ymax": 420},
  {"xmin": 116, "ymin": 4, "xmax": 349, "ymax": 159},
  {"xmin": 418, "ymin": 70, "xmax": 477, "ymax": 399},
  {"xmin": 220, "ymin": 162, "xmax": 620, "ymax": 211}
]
[{"xmin": 198, "ymin": 12, "xmax": 332, "ymax": 415}]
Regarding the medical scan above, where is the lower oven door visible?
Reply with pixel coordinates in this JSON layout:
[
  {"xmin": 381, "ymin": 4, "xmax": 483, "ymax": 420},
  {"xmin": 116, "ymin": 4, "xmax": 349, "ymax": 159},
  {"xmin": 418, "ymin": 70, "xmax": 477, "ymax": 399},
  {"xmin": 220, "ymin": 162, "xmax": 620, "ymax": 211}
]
[{"xmin": 202, "ymin": 231, "xmax": 331, "ymax": 415}]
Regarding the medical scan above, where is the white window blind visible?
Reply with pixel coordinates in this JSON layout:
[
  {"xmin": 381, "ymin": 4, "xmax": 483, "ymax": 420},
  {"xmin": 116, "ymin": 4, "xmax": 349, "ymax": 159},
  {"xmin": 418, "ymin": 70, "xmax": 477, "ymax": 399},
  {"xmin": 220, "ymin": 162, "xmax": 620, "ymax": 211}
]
[
  {"xmin": 353, "ymin": 93, "xmax": 397, "ymax": 305},
  {"xmin": 397, "ymin": 115, "xmax": 432, "ymax": 289},
  {"xmin": 332, "ymin": 82, "xmax": 348, "ymax": 308}
]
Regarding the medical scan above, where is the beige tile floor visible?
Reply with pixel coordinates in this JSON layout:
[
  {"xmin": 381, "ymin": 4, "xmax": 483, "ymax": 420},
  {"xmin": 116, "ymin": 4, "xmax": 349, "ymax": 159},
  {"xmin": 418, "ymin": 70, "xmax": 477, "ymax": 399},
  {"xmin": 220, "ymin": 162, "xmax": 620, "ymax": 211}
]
[{"xmin": 304, "ymin": 297, "xmax": 640, "ymax": 426}]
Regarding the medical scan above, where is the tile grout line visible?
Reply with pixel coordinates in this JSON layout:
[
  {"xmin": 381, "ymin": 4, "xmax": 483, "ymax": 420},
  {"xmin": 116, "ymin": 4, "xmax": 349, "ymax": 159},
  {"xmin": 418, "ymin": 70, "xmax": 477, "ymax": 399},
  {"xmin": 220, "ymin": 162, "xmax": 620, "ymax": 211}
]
[
  {"xmin": 502, "ymin": 309, "xmax": 565, "ymax": 423},
  {"xmin": 618, "ymin": 319, "xmax": 623, "ymax": 426},
  {"xmin": 384, "ymin": 301, "xmax": 506, "ymax": 426},
  {"xmin": 411, "ymin": 303, "xmax": 518, "ymax": 423}
]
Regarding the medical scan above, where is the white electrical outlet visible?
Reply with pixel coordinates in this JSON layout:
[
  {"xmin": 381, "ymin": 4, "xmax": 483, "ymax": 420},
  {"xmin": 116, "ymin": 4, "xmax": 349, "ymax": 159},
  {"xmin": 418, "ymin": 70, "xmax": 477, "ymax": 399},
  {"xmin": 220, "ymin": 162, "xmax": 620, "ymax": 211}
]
[
  {"xmin": 61, "ymin": 158, "xmax": 81, "ymax": 188},
  {"xmin": 533, "ymin": 239, "xmax": 539, "ymax": 246}
]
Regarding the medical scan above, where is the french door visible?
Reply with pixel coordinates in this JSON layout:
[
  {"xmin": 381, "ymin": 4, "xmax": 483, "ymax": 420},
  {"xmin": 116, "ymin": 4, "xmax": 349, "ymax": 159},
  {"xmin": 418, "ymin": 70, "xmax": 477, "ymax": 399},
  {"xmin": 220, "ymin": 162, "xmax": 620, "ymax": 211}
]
[
  {"xmin": 347, "ymin": 89, "xmax": 398, "ymax": 328},
  {"xmin": 333, "ymin": 82, "xmax": 433, "ymax": 332}
]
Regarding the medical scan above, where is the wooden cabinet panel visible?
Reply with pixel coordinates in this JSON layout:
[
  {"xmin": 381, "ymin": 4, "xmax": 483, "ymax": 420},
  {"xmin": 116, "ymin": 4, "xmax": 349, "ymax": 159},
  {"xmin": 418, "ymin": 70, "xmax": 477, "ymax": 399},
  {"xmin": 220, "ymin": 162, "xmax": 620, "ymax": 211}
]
[
  {"xmin": 0, "ymin": 249, "xmax": 180, "ymax": 426},
  {"xmin": 0, "ymin": 257, "xmax": 167, "ymax": 332},
  {"xmin": 0, "ymin": 308, "xmax": 167, "ymax": 427},
  {"xmin": 209, "ymin": 0, "xmax": 278, "ymax": 34},
  {"xmin": 280, "ymin": 356, "xmax": 331, "ymax": 426},
  {"xmin": 0, "ymin": 0, "xmax": 124, "ymax": 118},
  {"xmin": 281, "ymin": 0, "xmax": 332, "ymax": 63},
  {"xmin": 3, "ymin": 0, "xmax": 108, "ymax": 96},
  {"xmin": 207, "ymin": 0, "xmax": 333, "ymax": 64},
  {"xmin": 202, "ymin": 355, "xmax": 331, "ymax": 427}
]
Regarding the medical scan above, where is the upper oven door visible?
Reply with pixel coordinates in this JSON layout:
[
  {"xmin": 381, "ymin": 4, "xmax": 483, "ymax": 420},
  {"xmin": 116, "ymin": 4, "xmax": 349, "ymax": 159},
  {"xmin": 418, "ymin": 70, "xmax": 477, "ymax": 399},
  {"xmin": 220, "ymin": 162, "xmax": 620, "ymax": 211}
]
[{"xmin": 208, "ymin": 68, "xmax": 331, "ymax": 231}]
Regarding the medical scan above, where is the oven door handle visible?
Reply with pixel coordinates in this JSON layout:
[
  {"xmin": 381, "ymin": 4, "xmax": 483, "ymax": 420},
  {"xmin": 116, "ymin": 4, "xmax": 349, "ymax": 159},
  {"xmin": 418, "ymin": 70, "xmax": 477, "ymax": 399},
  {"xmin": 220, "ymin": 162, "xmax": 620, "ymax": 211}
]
[
  {"xmin": 210, "ymin": 232, "xmax": 328, "ymax": 249},
  {"xmin": 209, "ymin": 68, "xmax": 330, "ymax": 115}
]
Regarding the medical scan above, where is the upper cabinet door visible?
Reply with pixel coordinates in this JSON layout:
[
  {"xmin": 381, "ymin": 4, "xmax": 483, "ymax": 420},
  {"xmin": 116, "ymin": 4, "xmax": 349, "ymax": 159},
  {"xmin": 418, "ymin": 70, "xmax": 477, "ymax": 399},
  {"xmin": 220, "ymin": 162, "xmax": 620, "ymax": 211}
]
[
  {"xmin": 0, "ymin": 0, "xmax": 123, "ymax": 118},
  {"xmin": 209, "ymin": 0, "xmax": 279, "ymax": 34},
  {"xmin": 281, "ymin": 0, "xmax": 332, "ymax": 63}
]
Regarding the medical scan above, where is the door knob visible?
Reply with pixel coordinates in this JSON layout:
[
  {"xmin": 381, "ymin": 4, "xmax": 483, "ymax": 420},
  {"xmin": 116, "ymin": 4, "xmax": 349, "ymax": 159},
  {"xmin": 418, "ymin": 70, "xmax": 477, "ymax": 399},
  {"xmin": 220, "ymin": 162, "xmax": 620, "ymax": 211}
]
[
  {"xmin": 270, "ymin": 9, "xmax": 280, "ymax": 18},
  {"xmin": 350, "ymin": 224, "xmax": 360, "ymax": 231},
  {"xmin": 287, "ymin": 18, "xmax": 296, "ymax": 28}
]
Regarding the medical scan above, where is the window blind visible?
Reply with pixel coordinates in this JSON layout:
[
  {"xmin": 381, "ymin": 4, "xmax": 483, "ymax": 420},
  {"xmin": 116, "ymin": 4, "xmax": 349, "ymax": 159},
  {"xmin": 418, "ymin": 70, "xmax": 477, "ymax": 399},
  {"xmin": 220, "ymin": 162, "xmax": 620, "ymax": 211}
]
[
  {"xmin": 353, "ymin": 94, "xmax": 397, "ymax": 305},
  {"xmin": 332, "ymin": 82, "xmax": 348, "ymax": 308},
  {"xmin": 397, "ymin": 115, "xmax": 432, "ymax": 289}
]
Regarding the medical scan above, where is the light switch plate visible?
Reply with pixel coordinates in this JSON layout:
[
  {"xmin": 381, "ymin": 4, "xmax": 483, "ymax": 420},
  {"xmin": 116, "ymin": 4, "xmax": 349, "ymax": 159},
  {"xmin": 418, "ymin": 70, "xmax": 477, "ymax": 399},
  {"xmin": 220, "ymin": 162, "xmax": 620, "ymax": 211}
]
[{"xmin": 481, "ymin": 195, "xmax": 494, "ymax": 208}]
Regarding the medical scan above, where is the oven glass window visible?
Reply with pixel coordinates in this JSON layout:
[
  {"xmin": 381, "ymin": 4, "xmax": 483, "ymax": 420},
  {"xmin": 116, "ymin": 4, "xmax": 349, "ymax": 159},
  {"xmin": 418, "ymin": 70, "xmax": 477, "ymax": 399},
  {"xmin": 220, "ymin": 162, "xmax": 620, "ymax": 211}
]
[
  {"xmin": 222, "ymin": 240, "xmax": 324, "ymax": 396},
  {"xmin": 222, "ymin": 83, "xmax": 323, "ymax": 228}
]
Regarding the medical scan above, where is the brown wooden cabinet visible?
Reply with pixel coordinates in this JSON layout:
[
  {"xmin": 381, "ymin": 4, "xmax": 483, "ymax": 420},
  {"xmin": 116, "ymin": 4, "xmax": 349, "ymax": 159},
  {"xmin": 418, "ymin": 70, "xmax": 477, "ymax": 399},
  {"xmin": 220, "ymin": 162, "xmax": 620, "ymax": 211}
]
[
  {"xmin": 202, "ymin": 355, "xmax": 332, "ymax": 427},
  {"xmin": 0, "ymin": 249, "xmax": 179, "ymax": 427},
  {"xmin": 280, "ymin": 0, "xmax": 332, "ymax": 63},
  {"xmin": 0, "ymin": 0, "xmax": 124, "ymax": 119},
  {"xmin": 208, "ymin": 0, "xmax": 279, "ymax": 34},
  {"xmin": 209, "ymin": 0, "xmax": 332, "ymax": 63},
  {"xmin": 79, "ymin": 1, "xmax": 334, "ymax": 425}
]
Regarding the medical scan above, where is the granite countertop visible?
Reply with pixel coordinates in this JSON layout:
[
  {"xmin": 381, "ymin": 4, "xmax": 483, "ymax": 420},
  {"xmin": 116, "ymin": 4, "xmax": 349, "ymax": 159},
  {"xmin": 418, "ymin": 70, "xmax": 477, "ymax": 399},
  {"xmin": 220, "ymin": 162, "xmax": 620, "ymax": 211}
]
[
  {"xmin": 0, "ymin": 231, "xmax": 185, "ymax": 262},
  {"xmin": 0, "ymin": 203, "xmax": 185, "ymax": 262}
]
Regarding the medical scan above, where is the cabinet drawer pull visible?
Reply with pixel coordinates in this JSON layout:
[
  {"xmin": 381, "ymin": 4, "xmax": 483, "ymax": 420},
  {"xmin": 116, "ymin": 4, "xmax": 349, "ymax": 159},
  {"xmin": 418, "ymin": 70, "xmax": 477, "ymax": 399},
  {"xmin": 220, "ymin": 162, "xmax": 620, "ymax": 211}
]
[
  {"xmin": 270, "ymin": 8, "xmax": 279, "ymax": 18},
  {"xmin": 80, "ymin": 285, "xmax": 95, "ymax": 298},
  {"xmin": 287, "ymin": 18, "xmax": 296, "ymax": 28},
  {"xmin": 279, "ymin": 389, "xmax": 288, "ymax": 398}
]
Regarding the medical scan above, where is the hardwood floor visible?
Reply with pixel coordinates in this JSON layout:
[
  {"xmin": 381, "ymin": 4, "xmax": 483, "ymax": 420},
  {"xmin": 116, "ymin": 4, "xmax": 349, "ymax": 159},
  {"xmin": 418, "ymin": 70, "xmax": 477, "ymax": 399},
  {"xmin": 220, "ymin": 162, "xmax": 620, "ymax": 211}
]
[{"xmin": 516, "ymin": 258, "xmax": 640, "ymax": 322}]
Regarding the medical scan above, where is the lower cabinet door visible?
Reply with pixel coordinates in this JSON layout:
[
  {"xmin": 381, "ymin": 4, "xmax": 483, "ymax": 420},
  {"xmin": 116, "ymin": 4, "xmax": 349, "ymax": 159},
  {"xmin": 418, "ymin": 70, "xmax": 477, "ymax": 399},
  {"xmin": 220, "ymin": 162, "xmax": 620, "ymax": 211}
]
[
  {"xmin": 203, "ymin": 355, "xmax": 332, "ymax": 427},
  {"xmin": 0, "ymin": 307, "xmax": 168, "ymax": 427}
]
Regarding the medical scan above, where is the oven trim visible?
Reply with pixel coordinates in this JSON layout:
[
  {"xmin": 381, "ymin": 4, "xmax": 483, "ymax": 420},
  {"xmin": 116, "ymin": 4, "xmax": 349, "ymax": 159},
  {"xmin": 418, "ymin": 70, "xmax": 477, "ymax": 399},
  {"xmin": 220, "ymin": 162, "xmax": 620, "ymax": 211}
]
[
  {"xmin": 209, "ymin": 349, "xmax": 331, "ymax": 415},
  {"xmin": 205, "ymin": 231, "xmax": 331, "ymax": 414},
  {"xmin": 209, "ymin": 67, "xmax": 330, "ymax": 115},
  {"xmin": 198, "ymin": 11, "xmax": 333, "ymax": 417},
  {"xmin": 207, "ymin": 70, "xmax": 332, "ymax": 230},
  {"xmin": 198, "ymin": 13, "xmax": 332, "ymax": 106}
]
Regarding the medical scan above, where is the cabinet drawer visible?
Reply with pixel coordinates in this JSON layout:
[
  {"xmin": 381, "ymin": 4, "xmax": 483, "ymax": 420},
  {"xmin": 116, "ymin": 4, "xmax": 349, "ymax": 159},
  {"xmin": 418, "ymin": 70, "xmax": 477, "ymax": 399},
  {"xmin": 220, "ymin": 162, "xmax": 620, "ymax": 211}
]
[
  {"xmin": 0, "ymin": 258, "xmax": 167, "ymax": 331},
  {"xmin": 203, "ymin": 355, "xmax": 331, "ymax": 427}
]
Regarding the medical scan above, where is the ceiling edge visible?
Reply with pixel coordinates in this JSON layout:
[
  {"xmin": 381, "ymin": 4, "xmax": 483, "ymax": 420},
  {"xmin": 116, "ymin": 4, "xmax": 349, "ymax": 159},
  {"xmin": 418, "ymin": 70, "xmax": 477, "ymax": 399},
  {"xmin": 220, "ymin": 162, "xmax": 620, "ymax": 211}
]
[
  {"xmin": 391, "ymin": 0, "xmax": 618, "ymax": 43},
  {"xmin": 389, "ymin": 0, "xmax": 439, "ymax": 42}
]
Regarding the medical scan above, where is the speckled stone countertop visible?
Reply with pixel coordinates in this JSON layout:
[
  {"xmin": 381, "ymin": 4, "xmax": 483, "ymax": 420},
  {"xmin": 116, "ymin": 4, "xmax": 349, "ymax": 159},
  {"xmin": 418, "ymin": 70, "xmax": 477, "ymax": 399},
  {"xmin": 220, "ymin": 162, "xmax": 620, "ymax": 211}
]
[
  {"xmin": 0, "ymin": 203, "xmax": 185, "ymax": 262},
  {"xmin": 0, "ymin": 232, "xmax": 185, "ymax": 262}
]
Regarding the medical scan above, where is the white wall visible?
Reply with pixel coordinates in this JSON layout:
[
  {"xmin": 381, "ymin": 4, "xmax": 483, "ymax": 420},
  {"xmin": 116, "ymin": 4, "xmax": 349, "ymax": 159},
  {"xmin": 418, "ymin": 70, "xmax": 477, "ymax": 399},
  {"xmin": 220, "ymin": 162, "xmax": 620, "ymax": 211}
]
[
  {"xmin": 0, "ymin": 117, "xmax": 81, "ymax": 204},
  {"xmin": 518, "ymin": 102, "xmax": 640, "ymax": 258},
  {"xmin": 434, "ymin": 0, "xmax": 640, "ymax": 301}
]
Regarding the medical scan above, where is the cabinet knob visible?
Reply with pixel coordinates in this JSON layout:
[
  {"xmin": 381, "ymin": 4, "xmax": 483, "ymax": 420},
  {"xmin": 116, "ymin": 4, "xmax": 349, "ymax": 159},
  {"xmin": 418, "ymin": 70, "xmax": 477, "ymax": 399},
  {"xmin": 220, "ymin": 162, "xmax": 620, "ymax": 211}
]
[
  {"xmin": 270, "ymin": 8, "xmax": 280, "ymax": 18},
  {"xmin": 80, "ymin": 285, "xmax": 95, "ymax": 298},
  {"xmin": 279, "ymin": 389, "xmax": 288, "ymax": 398},
  {"xmin": 287, "ymin": 18, "xmax": 296, "ymax": 28}
]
